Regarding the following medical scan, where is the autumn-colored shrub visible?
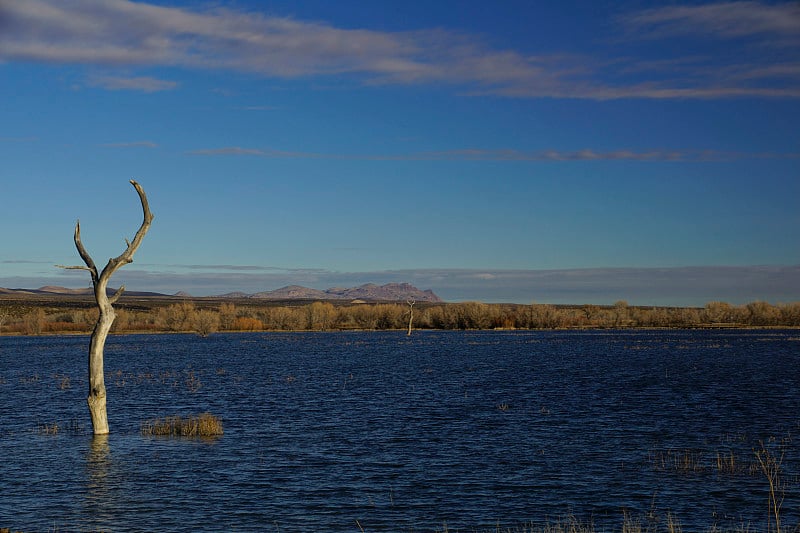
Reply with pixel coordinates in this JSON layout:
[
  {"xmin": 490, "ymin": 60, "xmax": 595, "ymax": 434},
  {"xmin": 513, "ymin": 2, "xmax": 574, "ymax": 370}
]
[{"xmin": 230, "ymin": 316, "xmax": 263, "ymax": 331}]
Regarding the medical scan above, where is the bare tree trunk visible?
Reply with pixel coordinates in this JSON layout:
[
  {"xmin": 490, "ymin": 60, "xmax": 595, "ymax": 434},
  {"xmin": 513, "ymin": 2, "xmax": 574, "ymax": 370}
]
[
  {"xmin": 59, "ymin": 180, "xmax": 153, "ymax": 434},
  {"xmin": 407, "ymin": 299, "xmax": 415, "ymax": 336},
  {"xmin": 86, "ymin": 277, "xmax": 114, "ymax": 434}
]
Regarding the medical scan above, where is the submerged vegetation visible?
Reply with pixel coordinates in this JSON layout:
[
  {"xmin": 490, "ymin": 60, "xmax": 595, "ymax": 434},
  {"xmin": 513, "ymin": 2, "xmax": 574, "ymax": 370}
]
[{"xmin": 1, "ymin": 298, "xmax": 799, "ymax": 335}]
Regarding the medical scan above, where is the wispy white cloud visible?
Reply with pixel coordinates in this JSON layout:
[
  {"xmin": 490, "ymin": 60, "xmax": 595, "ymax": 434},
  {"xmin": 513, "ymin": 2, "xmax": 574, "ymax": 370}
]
[
  {"xmin": 610, "ymin": 2, "xmax": 800, "ymax": 99},
  {"xmin": 141, "ymin": 263, "xmax": 330, "ymax": 274},
  {"xmin": 621, "ymin": 1, "xmax": 800, "ymax": 41},
  {"xmin": 87, "ymin": 75, "xmax": 178, "ymax": 92},
  {"xmin": 1, "ymin": 0, "xmax": 797, "ymax": 100}
]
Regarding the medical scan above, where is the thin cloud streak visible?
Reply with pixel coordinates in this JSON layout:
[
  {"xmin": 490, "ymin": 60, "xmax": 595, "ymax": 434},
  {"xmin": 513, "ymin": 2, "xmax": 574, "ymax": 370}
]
[
  {"xmin": 186, "ymin": 146, "xmax": 799, "ymax": 162},
  {"xmin": 141, "ymin": 263, "xmax": 331, "ymax": 275},
  {"xmin": 101, "ymin": 141, "xmax": 158, "ymax": 148},
  {"xmin": 236, "ymin": 106, "xmax": 280, "ymax": 111},
  {"xmin": 186, "ymin": 147, "xmax": 324, "ymax": 158},
  {"xmin": 1, "ymin": 0, "xmax": 797, "ymax": 99},
  {"xmin": 0, "ymin": 136, "xmax": 38, "ymax": 143}
]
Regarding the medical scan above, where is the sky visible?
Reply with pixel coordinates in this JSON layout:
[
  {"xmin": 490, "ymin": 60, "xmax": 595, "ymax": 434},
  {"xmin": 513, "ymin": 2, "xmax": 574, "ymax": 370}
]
[{"xmin": 1, "ymin": 0, "xmax": 798, "ymax": 306}]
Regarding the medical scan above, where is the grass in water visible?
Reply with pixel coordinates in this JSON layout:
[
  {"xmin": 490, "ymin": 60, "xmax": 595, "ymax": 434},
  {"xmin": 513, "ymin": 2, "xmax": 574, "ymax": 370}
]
[{"xmin": 141, "ymin": 412, "xmax": 223, "ymax": 437}]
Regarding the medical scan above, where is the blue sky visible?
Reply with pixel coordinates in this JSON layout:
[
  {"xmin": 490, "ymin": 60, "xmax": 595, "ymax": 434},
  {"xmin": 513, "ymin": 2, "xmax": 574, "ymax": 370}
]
[{"xmin": 1, "ymin": 0, "xmax": 798, "ymax": 305}]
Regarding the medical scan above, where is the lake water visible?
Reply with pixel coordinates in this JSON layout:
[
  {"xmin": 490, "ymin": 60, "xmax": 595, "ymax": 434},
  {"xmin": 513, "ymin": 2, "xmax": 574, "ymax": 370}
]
[{"xmin": 0, "ymin": 330, "xmax": 798, "ymax": 532}]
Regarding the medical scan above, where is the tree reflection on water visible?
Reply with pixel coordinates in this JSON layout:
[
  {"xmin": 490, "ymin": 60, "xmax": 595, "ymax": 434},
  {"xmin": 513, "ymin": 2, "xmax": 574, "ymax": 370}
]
[{"xmin": 84, "ymin": 434, "xmax": 113, "ymax": 524}]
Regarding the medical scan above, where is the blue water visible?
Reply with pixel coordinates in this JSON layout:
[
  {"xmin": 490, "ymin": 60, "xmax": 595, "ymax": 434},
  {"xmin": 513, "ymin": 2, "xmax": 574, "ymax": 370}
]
[{"xmin": 0, "ymin": 330, "xmax": 798, "ymax": 531}]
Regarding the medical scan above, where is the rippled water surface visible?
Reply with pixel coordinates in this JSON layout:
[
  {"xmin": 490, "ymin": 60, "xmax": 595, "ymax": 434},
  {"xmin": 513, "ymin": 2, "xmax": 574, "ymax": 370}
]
[{"xmin": 1, "ymin": 330, "xmax": 798, "ymax": 531}]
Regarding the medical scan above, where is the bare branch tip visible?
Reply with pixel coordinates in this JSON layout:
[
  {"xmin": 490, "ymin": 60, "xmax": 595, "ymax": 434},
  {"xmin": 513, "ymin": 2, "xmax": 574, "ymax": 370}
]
[{"xmin": 109, "ymin": 285, "xmax": 126, "ymax": 304}]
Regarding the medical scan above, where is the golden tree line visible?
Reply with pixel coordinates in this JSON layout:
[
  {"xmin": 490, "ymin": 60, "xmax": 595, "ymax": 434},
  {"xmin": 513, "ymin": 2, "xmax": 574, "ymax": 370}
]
[{"xmin": 2, "ymin": 299, "xmax": 799, "ymax": 335}]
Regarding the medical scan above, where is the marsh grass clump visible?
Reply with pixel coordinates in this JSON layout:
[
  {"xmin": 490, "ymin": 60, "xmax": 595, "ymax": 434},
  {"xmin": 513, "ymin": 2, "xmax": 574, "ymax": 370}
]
[
  {"xmin": 19, "ymin": 373, "xmax": 40, "ymax": 384},
  {"xmin": 141, "ymin": 412, "xmax": 223, "ymax": 437},
  {"xmin": 37, "ymin": 422, "xmax": 59, "ymax": 435},
  {"xmin": 536, "ymin": 516, "xmax": 595, "ymax": 533},
  {"xmin": 52, "ymin": 372, "xmax": 71, "ymax": 390},
  {"xmin": 650, "ymin": 445, "xmax": 780, "ymax": 479},
  {"xmin": 439, "ymin": 515, "xmax": 596, "ymax": 533},
  {"xmin": 37, "ymin": 418, "xmax": 86, "ymax": 436},
  {"xmin": 185, "ymin": 370, "xmax": 202, "ymax": 392}
]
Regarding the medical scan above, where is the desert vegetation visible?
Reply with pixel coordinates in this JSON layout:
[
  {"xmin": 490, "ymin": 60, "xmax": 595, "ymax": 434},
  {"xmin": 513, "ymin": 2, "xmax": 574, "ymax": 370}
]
[{"xmin": 0, "ymin": 298, "xmax": 798, "ymax": 335}]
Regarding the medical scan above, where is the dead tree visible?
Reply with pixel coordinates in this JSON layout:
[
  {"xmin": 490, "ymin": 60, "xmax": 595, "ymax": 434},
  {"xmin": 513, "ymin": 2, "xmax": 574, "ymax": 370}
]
[
  {"xmin": 407, "ymin": 298, "xmax": 415, "ymax": 336},
  {"xmin": 58, "ymin": 180, "xmax": 153, "ymax": 434}
]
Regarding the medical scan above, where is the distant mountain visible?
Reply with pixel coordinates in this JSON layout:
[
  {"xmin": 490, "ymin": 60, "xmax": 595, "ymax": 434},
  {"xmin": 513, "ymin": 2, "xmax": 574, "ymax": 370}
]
[
  {"xmin": 225, "ymin": 283, "xmax": 442, "ymax": 302},
  {"xmin": 0, "ymin": 287, "xmax": 35, "ymax": 295},
  {"xmin": 330, "ymin": 283, "xmax": 441, "ymax": 302},
  {"xmin": 215, "ymin": 291, "xmax": 250, "ymax": 299},
  {"xmin": 0, "ymin": 283, "xmax": 443, "ymax": 302}
]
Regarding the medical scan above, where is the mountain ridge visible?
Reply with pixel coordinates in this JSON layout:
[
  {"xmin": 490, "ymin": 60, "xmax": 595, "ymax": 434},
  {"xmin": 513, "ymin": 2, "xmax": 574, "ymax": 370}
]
[{"xmin": 220, "ymin": 282, "xmax": 442, "ymax": 302}]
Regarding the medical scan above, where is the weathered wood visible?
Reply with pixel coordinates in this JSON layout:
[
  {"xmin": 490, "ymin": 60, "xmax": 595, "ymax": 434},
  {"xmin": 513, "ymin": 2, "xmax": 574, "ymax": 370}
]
[{"xmin": 60, "ymin": 180, "xmax": 153, "ymax": 434}]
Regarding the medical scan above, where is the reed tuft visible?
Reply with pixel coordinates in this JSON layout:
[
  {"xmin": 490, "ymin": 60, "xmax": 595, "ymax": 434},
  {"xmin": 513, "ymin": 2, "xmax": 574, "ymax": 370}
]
[{"xmin": 716, "ymin": 449, "xmax": 739, "ymax": 474}]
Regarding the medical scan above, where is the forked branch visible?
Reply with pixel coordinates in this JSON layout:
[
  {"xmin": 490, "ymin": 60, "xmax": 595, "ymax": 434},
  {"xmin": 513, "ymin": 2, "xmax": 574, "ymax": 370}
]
[
  {"xmin": 57, "ymin": 180, "xmax": 154, "ymax": 285},
  {"xmin": 57, "ymin": 179, "xmax": 154, "ymax": 435},
  {"xmin": 99, "ymin": 180, "xmax": 154, "ymax": 281}
]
